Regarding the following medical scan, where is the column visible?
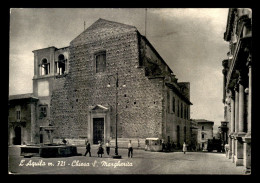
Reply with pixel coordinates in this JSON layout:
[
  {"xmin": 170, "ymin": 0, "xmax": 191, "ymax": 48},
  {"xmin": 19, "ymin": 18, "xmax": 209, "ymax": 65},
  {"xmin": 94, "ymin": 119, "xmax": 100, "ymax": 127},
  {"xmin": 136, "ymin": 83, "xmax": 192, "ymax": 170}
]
[
  {"xmin": 235, "ymin": 76, "xmax": 246, "ymax": 166},
  {"xmin": 234, "ymin": 85, "xmax": 239, "ymax": 133},
  {"xmin": 230, "ymin": 96, "xmax": 235, "ymax": 133},
  {"xmin": 232, "ymin": 86, "xmax": 239, "ymax": 163},
  {"xmin": 234, "ymin": 84, "xmax": 240, "ymax": 165},
  {"xmin": 56, "ymin": 62, "xmax": 59, "ymax": 74},
  {"xmin": 50, "ymin": 47, "xmax": 55, "ymax": 75},
  {"xmin": 49, "ymin": 130, "xmax": 53, "ymax": 144},
  {"xmin": 229, "ymin": 94, "xmax": 235, "ymax": 159},
  {"xmin": 246, "ymin": 57, "xmax": 252, "ymax": 136},
  {"xmin": 243, "ymin": 55, "xmax": 252, "ymax": 172},
  {"xmin": 238, "ymin": 76, "xmax": 245, "ymax": 133},
  {"xmin": 235, "ymin": 75, "xmax": 247, "ymax": 166},
  {"xmin": 34, "ymin": 52, "xmax": 38, "ymax": 76}
]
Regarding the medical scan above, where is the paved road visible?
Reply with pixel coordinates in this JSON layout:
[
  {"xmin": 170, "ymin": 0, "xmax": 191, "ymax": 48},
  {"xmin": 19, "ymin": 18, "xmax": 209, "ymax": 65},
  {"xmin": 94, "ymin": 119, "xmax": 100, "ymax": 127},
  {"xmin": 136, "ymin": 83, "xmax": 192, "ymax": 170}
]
[{"xmin": 8, "ymin": 145, "xmax": 245, "ymax": 175}]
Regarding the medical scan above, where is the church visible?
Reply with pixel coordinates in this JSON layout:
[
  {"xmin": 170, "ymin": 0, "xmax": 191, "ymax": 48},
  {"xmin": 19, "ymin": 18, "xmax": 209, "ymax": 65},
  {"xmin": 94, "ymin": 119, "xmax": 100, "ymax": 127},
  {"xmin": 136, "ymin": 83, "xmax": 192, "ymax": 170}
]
[{"xmin": 9, "ymin": 18, "xmax": 192, "ymax": 148}]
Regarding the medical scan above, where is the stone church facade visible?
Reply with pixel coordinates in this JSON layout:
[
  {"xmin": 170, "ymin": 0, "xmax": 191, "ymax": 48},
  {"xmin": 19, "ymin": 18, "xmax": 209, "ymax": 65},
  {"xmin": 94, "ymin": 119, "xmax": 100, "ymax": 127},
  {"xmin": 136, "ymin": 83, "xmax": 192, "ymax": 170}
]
[{"xmin": 9, "ymin": 19, "xmax": 192, "ymax": 148}]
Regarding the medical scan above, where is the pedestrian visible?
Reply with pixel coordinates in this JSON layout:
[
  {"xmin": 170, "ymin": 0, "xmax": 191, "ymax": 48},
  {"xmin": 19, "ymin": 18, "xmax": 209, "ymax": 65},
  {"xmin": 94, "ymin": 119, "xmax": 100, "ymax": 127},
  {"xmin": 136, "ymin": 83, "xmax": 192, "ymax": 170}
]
[
  {"xmin": 97, "ymin": 141, "xmax": 104, "ymax": 158},
  {"xmin": 128, "ymin": 140, "xmax": 133, "ymax": 158},
  {"xmin": 162, "ymin": 139, "xmax": 165, "ymax": 152},
  {"xmin": 166, "ymin": 141, "xmax": 171, "ymax": 152},
  {"xmin": 105, "ymin": 140, "xmax": 111, "ymax": 155},
  {"xmin": 62, "ymin": 138, "xmax": 67, "ymax": 145},
  {"xmin": 84, "ymin": 140, "xmax": 91, "ymax": 157},
  {"xmin": 183, "ymin": 142, "xmax": 187, "ymax": 154},
  {"xmin": 171, "ymin": 141, "xmax": 176, "ymax": 151}
]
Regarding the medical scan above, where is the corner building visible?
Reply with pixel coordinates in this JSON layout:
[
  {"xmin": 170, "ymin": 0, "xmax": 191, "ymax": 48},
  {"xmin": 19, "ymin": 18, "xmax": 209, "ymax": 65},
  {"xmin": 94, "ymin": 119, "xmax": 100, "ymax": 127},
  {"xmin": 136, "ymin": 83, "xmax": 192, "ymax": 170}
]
[
  {"xmin": 8, "ymin": 94, "xmax": 38, "ymax": 145},
  {"xmin": 31, "ymin": 19, "xmax": 192, "ymax": 148},
  {"xmin": 193, "ymin": 119, "xmax": 214, "ymax": 151},
  {"xmin": 222, "ymin": 8, "xmax": 252, "ymax": 173}
]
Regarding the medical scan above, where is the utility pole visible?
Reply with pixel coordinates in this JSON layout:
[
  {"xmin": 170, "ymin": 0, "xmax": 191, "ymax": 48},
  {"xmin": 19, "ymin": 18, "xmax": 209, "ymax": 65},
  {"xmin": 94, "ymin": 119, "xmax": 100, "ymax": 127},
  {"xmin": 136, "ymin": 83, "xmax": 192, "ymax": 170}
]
[{"xmin": 107, "ymin": 72, "xmax": 125, "ymax": 159}]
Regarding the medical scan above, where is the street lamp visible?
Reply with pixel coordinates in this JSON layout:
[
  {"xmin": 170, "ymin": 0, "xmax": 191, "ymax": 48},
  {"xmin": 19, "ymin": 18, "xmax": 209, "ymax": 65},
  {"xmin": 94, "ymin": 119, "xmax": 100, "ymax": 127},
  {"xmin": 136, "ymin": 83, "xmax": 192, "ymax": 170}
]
[{"xmin": 107, "ymin": 72, "xmax": 126, "ymax": 159}]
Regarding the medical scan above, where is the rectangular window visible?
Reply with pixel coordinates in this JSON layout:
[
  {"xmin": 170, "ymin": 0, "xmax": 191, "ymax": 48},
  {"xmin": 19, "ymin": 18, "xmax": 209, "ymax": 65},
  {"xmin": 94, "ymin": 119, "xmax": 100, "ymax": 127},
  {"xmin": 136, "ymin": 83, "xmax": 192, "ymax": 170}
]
[
  {"xmin": 167, "ymin": 92, "xmax": 170, "ymax": 113},
  {"xmin": 39, "ymin": 106, "xmax": 47, "ymax": 119},
  {"xmin": 172, "ymin": 97, "xmax": 175, "ymax": 113},
  {"xmin": 202, "ymin": 126, "xmax": 204, "ymax": 130},
  {"xmin": 96, "ymin": 52, "xmax": 106, "ymax": 73},
  {"xmin": 202, "ymin": 134, "xmax": 204, "ymax": 139},
  {"xmin": 177, "ymin": 100, "xmax": 179, "ymax": 117},
  {"xmin": 16, "ymin": 110, "xmax": 21, "ymax": 121}
]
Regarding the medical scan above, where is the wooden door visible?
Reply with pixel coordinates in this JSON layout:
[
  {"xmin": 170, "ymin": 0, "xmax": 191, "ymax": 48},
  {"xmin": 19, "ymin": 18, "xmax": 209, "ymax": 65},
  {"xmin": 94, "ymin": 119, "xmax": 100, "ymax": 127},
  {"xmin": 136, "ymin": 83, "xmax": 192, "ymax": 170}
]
[{"xmin": 93, "ymin": 118, "xmax": 104, "ymax": 144}]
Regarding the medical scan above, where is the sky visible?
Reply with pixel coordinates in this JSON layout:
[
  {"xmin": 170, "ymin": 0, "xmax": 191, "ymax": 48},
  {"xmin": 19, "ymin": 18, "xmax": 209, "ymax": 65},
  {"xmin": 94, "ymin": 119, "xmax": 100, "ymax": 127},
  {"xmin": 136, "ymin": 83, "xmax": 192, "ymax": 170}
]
[{"xmin": 9, "ymin": 8, "xmax": 229, "ymax": 130}]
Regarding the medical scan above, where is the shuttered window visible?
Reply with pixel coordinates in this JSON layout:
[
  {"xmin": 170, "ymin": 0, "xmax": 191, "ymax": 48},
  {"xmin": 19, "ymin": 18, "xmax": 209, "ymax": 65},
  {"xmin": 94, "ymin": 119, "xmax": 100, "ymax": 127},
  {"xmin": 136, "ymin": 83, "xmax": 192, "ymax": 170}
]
[{"xmin": 96, "ymin": 52, "xmax": 106, "ymax": 73}]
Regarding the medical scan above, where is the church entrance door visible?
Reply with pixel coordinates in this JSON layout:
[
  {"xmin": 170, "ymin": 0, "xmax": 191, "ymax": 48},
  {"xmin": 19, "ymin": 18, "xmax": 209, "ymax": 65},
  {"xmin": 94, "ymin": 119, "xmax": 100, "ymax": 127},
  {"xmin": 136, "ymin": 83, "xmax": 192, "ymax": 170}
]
[{"xmin": 93, "ymin": 118, "xmax": 104, "ymax": 144}]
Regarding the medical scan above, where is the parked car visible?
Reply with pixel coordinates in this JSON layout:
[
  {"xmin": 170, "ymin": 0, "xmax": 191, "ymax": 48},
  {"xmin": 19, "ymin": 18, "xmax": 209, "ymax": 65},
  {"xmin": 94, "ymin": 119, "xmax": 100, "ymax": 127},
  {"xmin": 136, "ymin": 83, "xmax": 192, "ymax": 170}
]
[{"xmin": 145, "ymin": 138, "xmax": 162, "ymax": 152}]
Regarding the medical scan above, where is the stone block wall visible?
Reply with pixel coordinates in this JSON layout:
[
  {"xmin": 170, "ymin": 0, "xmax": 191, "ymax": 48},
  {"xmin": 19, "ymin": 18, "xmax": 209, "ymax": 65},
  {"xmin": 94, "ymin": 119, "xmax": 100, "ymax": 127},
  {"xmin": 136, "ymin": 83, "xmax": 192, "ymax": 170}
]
[
  {"xmin": 50, "ymin": 23, "xmax": 164, "ymax": 140},
  {"xmin": 47, "ymin": 19, "xmax": 192, "ymax": 146}
]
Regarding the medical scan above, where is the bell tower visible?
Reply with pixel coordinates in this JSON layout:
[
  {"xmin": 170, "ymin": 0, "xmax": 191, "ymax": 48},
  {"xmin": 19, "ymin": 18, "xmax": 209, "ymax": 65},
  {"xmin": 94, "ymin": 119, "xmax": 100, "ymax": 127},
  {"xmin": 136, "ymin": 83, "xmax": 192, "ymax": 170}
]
[{"xmin": 32, "ymin": 46, "xmax": 69, "ymax": 143}]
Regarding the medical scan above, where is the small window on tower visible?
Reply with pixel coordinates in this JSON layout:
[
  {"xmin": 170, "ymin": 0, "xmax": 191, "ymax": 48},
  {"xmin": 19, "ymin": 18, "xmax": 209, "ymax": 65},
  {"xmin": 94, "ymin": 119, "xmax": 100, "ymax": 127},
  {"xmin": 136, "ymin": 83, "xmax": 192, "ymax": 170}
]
[
  {"xmin": 39, "ymin": 106, "xmax": 47, "ymax": 119},
  {"xmin": 95, "ymin": 51, "xmax": 106, "ymax": 73},
  {"xmin": 55, "ymin": 54, "xmax": 67, "ymax": 75},
  {"xmin": 40, "ymin": 58, "xmax": 50, "ymax": 75}
]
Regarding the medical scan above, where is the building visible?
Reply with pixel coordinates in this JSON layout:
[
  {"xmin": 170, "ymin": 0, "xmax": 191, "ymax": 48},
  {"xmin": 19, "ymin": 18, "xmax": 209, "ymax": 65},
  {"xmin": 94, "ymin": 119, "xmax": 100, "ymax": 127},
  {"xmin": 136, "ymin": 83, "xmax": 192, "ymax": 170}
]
[
  {"xmin": 8, "ymin": 93, "xmax": 38, "ymax": 145},
  {"xmin": 193, "ymin": 119, "xmax": 214, "ymax": 151},
  {"xmin": 190, "ymin": 119, "xmax": 198, "ymax": 151},
  {"xmin": 222, "ymin": 8, "xmax": 252, "ymax": 173},
  {"xmin": 218, "ymin": 121, "xmax": 229, "ymax": 147},
  {"xmin": 9, "ymin": 18, "xmax": 192, "ymax": 149}
]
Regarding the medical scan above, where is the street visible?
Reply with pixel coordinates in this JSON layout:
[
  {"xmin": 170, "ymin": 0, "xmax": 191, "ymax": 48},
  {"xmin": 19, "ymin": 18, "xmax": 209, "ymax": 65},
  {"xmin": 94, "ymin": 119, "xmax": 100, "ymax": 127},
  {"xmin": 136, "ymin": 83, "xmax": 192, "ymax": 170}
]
[{"xmin": 8, "ymin": 145, "xmax": 245, "ymax": 175}]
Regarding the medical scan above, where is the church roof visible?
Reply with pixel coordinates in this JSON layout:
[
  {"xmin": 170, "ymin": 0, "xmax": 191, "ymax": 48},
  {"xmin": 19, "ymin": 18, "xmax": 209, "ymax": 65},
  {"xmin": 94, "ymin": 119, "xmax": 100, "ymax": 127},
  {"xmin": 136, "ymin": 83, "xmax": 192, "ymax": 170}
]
[
  {"xmin": 9, "ymin": 93, "xmax": 38, "ymax": 101},
  {"xmin": 86, "ymin": 18, "xmax": 136, "ymax": 31},
  {"xmin": 70, "ymin": 18, "xmax": 137, "ymax": 46}
]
